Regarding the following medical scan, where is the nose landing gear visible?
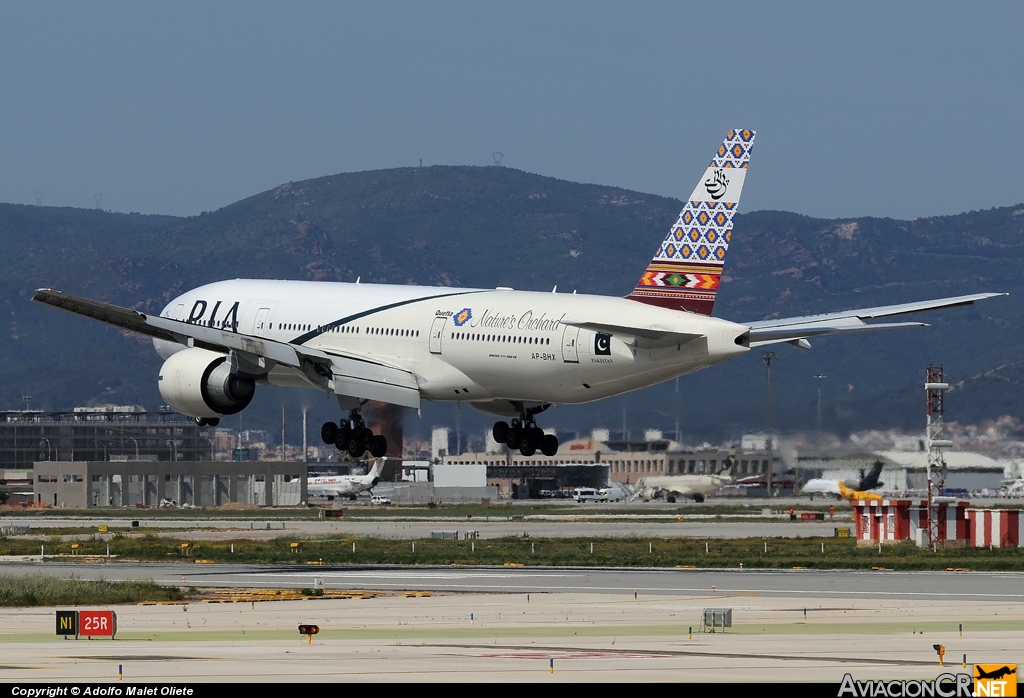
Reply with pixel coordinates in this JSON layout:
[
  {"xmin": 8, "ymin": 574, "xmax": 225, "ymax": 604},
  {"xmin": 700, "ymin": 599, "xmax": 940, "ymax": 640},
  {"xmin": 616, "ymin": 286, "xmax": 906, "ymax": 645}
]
[
  {"xmin": 321, "ymin": 410, "xmax": 387, "ymax": 458},
  {"xmin": 492, "ymin": 403, "xmax": 558, "ymax": 457}
]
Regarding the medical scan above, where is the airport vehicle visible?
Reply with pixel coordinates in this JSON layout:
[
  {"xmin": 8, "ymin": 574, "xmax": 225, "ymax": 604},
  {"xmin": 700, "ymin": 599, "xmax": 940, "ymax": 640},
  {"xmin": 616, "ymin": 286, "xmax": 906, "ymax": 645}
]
[
  {"xmin": 306, "ymin": 458, "xmax": 384, "ymax": 501},
  {"xmin": 370, "ymin": 494, "xmax": 392, "ymax": 506},
  {"xmin": 573, "ymin": 487, "xmax": 602, "ymax": 503},
  {"xmin": 31, "ymin": 129, "xmax": 1005, "ymax": 460},
  {"xmin": 635, "ymin": 471, "xmax": 732, "ymax": 503},
  {"xmin": 600, "ymin": 486, "xmax": 626, "ymax": 502},
  {"xmin": 803, "ymin": 461, "xmax": 886, "ymax": 502}
]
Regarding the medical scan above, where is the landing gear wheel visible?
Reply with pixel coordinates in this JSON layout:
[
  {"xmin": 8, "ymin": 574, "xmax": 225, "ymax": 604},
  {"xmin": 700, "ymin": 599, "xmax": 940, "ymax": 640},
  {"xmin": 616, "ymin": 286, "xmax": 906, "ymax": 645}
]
[
  {"xmin": 334, "ymin": 427, "xmax": 351, "ymax": 451},
  {"xmin": 693, "ymin": 493, "xmax": 705, "ymax": 503},
  {"xmin": 492, "ymin": 421, "xmax": 510, "ymax": 444},
  {"xmin": 208, "ymin": 418, "xmax": 220, "ymax": 427},
  {"xmin": 541, "ymin": 434, "xmax": 559, "ymax": 457},
  {"xmin": 321, "ymin": 422, "xmax": 338, "ymax": 445},
  {"xmin": 347, "ymin": 434, "xmax": 365, "ymax": 458},
  {"xmin": 518, "ymin": 426, "xmax": 537, "ymax": 456},
  {"xmin": 506, "ymin": 427, "xmax": 521, "ymax": 450},
  {"xmin": 370, "ymin": 434, "xmax": 387, "ymax": 458},
  {"xmin": 667, "ymin": 495, "xmax": 677, "ymax": 504}
]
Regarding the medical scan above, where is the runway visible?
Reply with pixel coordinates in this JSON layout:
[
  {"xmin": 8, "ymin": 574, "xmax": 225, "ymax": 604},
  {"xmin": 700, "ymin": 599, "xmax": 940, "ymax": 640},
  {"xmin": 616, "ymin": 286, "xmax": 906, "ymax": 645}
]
[
  {"xmin": 5, "ymin": 561, "xmax": 1024, "ymax": 601},
  {"xmin": 1, "ymin": 561, "xmax": 1021, "ymax": 681},
  {"xmin": 0, "ymin": 581, "xmax": 1019, "ymax": 682}
]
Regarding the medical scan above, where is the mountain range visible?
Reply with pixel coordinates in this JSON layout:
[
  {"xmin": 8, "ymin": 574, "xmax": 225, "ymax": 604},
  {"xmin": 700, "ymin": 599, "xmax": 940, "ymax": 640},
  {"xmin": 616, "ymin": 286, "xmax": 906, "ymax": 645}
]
[{"xmin": 2, "ymin": 165, "xmax": 1021, "ymax": 445}]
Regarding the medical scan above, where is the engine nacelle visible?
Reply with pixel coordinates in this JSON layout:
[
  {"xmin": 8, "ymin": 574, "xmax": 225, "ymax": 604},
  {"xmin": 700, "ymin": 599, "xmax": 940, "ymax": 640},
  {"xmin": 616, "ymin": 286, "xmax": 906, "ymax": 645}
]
[{"xmin": 158, "ymin": 348, "xmax": 256, "ymax": 418}]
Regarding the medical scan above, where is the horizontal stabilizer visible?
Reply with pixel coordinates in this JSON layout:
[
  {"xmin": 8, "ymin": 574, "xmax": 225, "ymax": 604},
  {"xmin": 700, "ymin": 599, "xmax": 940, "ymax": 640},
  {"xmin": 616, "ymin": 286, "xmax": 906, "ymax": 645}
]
[
  {"xmin": 744, "ymin": 292, "xmax": 1006, "ymax": 346},
  {"xmin": 748, "ymin": 321, "xmax": 926, "ymax": 346}
]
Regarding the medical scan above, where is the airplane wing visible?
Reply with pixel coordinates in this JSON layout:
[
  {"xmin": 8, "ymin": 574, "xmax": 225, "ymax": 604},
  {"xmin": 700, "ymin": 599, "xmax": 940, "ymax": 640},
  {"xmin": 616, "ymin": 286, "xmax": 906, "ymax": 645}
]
[
  {"xmin": 32, "ymin": 289, "xmax": 421, "ymax": 409},
  {"xmin": 743, "ymin": 293, "xmax": 1006, "ymax": 347}
]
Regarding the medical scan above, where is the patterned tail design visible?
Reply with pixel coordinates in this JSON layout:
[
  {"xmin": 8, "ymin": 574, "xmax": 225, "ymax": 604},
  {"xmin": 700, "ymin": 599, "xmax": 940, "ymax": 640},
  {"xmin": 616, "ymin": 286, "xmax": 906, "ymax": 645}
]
[{"xmin": 627, "ymin": 128, "xmax": 755, "ymax": 315}]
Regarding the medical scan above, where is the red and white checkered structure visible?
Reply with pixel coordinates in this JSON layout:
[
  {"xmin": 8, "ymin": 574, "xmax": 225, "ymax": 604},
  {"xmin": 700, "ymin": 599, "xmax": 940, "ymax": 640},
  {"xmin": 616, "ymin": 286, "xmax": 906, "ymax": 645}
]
[
  {"xmin": 853, "ymin": 499, "xmax": 970, "ymax": 546},
  {"xmin": 965, "ymin": 508, "xmax": 1024, "ymax": 548}
]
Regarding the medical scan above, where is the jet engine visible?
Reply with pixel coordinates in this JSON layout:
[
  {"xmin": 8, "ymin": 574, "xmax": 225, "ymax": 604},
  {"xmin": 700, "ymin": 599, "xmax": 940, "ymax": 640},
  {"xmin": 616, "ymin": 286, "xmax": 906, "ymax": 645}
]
[{"xmin": 158, "ymin": 348, "xmax": 256, "ymax": 418}]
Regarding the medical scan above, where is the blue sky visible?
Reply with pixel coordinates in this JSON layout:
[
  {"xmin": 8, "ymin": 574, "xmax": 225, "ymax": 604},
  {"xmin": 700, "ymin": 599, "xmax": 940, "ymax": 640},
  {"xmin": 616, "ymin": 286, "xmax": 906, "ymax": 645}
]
[{"xmin": 1, "ymin": 1, "xmax": 1022, "ymax": 219}]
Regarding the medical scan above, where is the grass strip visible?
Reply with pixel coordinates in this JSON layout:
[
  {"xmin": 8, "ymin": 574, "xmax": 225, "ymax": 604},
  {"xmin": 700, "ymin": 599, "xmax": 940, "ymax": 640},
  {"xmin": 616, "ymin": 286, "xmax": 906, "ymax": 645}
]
[
  {"xmin": 0, "ymin": 574, "xmax": 184, "ymax": 607},
  {"xmin": 3, "ymin": 534, "xmax": 1024, "ymax": 570}
]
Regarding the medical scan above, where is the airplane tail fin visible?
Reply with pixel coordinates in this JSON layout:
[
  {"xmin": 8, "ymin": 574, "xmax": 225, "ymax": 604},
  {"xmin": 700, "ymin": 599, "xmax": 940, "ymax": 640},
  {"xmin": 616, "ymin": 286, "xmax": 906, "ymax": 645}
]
[
  {"xmin": 368, "ymin": 457, "xmax": 385, "ymax": 482},
  {"xmin": 627, "ymin": 128, "xmax": 755, "ymax": 315}
]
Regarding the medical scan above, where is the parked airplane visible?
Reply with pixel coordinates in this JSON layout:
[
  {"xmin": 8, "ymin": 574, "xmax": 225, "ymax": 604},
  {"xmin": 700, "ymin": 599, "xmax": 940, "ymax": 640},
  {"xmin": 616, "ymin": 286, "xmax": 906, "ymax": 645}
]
[
  {"xmin": 32, "ymin": 129, "xmax": 1005, "ymax": 460},
  {"xmin": 635, "ymin": 470, "xmax": 733, "ymax": 503},
  {"xmin": 307, "ymin": 458, "xmax": 385, "ymax": 500},
  {"xmin": 803, "ymin": 460, "xmax": 886, "ymax": 501}
]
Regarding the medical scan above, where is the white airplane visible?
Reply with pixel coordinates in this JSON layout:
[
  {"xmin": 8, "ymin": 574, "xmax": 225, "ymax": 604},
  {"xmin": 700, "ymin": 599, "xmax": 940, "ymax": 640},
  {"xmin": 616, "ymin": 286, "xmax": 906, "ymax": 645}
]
[
  {"xmin": 307, "ymin": 458, "xmax": 385, "ymax": 500},
  {"xmin": 635, "ymin": 471, "xmax": 733, "ymax": 503},
  {"xmin": 803, "ymin": 460, "xmax": 886, "ymax": 501},
  {"xmin": 32, "ymin": 129, "xmax": 1005, "ymax": 459}
]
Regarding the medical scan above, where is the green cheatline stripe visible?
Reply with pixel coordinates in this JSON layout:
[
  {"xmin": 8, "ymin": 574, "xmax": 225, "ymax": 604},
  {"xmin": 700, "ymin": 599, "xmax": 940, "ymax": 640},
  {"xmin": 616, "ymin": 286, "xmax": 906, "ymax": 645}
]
[{"xmin": 3, "ymin": 619, "xmax": 1022, "ymax": 643}]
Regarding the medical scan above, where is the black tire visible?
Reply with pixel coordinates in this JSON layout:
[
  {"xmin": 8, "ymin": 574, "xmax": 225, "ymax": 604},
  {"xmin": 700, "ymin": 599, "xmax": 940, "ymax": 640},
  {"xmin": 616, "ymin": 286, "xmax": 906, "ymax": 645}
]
[
  {"xmin": 334, "ymin": 427, "xmax": 350, "ymax": 450},
  {"xmin": 667, "ymin": 495, "xmax": 676, "ymax": 504},
  {"xmin": 694, "ymin": 493, "xmax": 705, "ymax": 503},
  {"xmin": 321, "ymin": 422, "xmax": 338, "ymax": 445},
  {"xmin": 492, "ymin": 421, "xmax": 510, "ymax": 443},
  {"xmin": 541, "ymin": 434, "xmax": 558, "ymax": 457},
  {"xmin": 520, "ymin": 442, "xmax": 536, "ymax": 457},
  {"xmin": 506, "ymin": 427, "xmax": 521, "ymax": 449},
  {"xmin": 347, "ymin": 434, "xmax": 365, "ymax": 458},
  {"xmin": 529, "ymin": 427, "xmax": 545, "ymax": 446},
  {"xmin": 207, "ymin": 418, "xmax": 220, "ymax": 427},
  {"xmin": 370, "ymin": 434, "xmax": 387, "ymax": 458}
]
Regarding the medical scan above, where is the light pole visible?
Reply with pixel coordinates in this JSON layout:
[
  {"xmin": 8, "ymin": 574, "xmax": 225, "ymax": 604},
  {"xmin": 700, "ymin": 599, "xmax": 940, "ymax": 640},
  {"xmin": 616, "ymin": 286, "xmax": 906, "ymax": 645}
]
[
  {"xmin": 762, "ymin": 351, "xmax": 777, "ymax": 496},
  {"xmin": 814, "ymin": 374, "xmax": 827, "ymax": 435}
]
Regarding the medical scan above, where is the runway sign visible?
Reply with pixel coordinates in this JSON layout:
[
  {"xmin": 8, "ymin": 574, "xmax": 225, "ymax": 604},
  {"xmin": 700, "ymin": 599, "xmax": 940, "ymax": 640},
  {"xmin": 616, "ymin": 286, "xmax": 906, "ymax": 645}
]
[
  {"xmin": 55, "ymin": 610, "xmax": 77, "ymax": 636},
  {"xmin": 79, "ymin": 610, "xmax": 116, "ymax": 638}
]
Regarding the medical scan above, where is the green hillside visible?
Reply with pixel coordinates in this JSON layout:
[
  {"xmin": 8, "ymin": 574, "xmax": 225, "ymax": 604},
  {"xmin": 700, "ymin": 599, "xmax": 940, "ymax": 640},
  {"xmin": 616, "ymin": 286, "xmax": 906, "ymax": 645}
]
[{"xmin": 2, "ymin": 166, "xmax": 1020, "ymax": 444}]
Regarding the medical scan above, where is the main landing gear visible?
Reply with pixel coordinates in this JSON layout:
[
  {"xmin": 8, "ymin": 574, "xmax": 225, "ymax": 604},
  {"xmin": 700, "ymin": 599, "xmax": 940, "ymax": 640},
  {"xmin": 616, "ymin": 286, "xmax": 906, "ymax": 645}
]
[
  {"xmin": 491, "ymin": 404, "xmax": 558, "ymax": 457},
  {"xmin": 195, "ymin": 417, "xmax": 220, "ymax": 427},
  {"xmin": 320, "ymin": 410, "xmax": 387, "ymax": 458}
]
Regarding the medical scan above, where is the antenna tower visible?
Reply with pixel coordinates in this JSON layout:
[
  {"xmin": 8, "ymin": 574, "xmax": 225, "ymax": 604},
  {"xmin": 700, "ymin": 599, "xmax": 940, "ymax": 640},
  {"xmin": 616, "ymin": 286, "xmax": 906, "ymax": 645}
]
[{"xmin": 925, "ymin": 365, "xmax": 951, "ymax": 550}]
